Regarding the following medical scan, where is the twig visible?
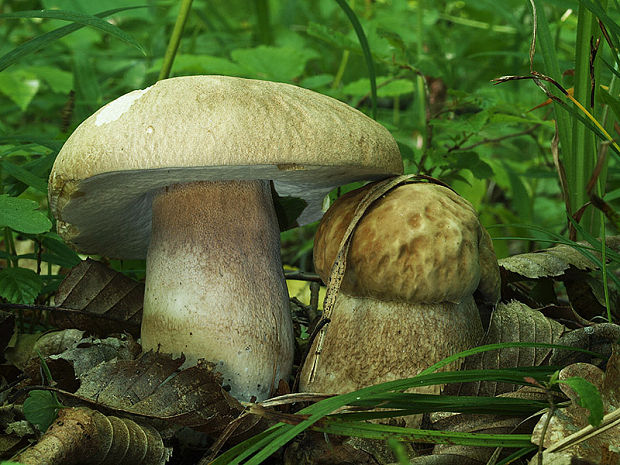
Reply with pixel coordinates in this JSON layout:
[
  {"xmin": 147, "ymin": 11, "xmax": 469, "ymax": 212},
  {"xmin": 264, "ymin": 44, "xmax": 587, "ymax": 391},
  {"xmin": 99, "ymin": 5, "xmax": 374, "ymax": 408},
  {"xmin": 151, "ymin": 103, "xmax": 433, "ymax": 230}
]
[{"xmin": 284, "ymin": 271, "xmax": 322, "ymax": 283}]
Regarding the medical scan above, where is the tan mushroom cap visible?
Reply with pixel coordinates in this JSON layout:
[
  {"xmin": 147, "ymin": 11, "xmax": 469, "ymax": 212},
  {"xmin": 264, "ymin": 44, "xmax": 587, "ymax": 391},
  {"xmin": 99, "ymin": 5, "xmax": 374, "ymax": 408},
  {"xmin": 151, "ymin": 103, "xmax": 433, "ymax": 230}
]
[
  {"xmin": 314, "ymin": 182, "xmax": 500, "ymax": 304},
  {"xmin": 49, "ymin": 75, "xmax": 402, "ymax": 259}
]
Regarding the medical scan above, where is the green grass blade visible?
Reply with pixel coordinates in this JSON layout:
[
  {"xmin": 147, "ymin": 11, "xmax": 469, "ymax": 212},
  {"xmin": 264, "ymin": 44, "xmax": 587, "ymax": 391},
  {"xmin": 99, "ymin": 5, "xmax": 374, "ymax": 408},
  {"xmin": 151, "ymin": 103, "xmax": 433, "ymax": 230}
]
[
  {"xmin": 0, "ymin": 160, "xmax": 48, "ymax": 194},
  {"xmin": 212, "ymin": 341, "xmax": 602, "ymax": 464},
  {"xmin": 0, "ymin": 135, "xmax": 62, "ymax": 151},
  {"xmin": 0, "ymin": 7, "xmax": 147, "ymax": 71},
  {"xmin": 0, "ymin": 9, "xmax": 146, "ymax": 55},
  {"xmin": 339, "ymin": 392, "xmax": 549, "ymax": 418},
  {"xmin": 334, "ymin": 0, "xmax": 377, "ymax": 119},
  {"xmin": 531, "ymin": 0, "xmax": 573, "ymax": 180},
  {"xmin": 496, "ymin": 445, "xmax": 539, "ymax": 465},
  {"xmin": 313, "ymin": 419, "xmax": 533, "ymax": 448}
]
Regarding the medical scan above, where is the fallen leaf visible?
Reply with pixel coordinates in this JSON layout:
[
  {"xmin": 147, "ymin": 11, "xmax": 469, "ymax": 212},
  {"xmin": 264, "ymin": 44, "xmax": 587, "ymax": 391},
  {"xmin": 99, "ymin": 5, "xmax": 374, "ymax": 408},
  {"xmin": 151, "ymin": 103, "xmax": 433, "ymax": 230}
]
[
  {"xmin": 444, "ymin": 301, "xmax": 566, "ymax": 397},
  {"xmin": 530, "ymin": 345, "xmax": 620, "ymax": 464},
  {"xmin": 50, "ymin": 259, "xmax": 143, "ymax": 337}
]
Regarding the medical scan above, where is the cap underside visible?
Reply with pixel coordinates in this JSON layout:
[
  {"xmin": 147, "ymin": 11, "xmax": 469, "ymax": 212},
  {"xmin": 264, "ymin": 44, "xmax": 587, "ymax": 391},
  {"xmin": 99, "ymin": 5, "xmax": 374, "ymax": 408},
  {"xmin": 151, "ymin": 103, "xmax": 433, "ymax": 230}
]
[{"xmin": 56, "ymin": 164, "xmax": 390, "ymax": 259}]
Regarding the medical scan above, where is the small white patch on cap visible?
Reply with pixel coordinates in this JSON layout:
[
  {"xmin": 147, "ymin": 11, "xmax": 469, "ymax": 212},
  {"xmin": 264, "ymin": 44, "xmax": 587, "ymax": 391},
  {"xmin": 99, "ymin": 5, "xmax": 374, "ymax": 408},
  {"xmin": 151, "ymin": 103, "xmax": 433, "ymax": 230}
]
[{"xmin": 95, "ymin": 85, "xmax": 152, "ymax": 126}]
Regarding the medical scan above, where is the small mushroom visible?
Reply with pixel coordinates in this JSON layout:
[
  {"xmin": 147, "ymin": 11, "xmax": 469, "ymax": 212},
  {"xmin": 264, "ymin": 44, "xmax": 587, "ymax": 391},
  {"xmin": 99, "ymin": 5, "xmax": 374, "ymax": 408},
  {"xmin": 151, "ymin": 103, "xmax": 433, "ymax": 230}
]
[
  {"xmin": 48, "ymin": 75, "xmax": 403, "ymax": 401},
  {"xmin": 300, "ymin": 181, "xmax": 500, "ymax": 395}
]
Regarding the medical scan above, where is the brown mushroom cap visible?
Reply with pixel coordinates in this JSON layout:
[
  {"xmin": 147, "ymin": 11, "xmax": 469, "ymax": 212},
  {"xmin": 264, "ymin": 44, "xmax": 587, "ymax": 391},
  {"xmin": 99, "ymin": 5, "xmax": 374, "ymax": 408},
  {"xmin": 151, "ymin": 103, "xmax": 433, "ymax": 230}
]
[{"xmin": 314, "ymin": 182, "xmax": 500, "ymax": 304}]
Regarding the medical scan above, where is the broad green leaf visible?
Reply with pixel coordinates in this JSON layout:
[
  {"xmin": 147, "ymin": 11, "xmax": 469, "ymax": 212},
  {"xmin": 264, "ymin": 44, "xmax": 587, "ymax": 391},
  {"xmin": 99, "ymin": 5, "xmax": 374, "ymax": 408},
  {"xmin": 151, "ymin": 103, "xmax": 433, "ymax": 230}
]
[
  {"xmin": 231, "ymin": 45, "xmax": 319, "ymax": 82},
  {"xmin": 41, "ymin": 233, "xmax": 82, "ymax": 268},
  {"xmin": 342, "ymin": 77, "xmax": 414, "ymax": 98},
  {"xmin": 148, "ymin": 54, "xmax": 245, "ymax": 76},
  {"xmin": 0, "ymin": 70, "xmax": 40, "ymax": 111},
  {"xmin": 442, "ymin": 152, "xmax": 494, "ymax": 180},
  {"xmin": 1, "ymin": 160, "xmax": 48, "ymax": 194},
  {"xmin": 0, "ymin": 194, "xmax": 52, "ymax": 234},
  {"xmin": 300, "ymin": 74, "xmax": 333, "ymax": 90},
  {"xmin": 24, "ymin": 66, "xmax": 74, "ymax": 94},
  {"xmin": 0, "ymin": 267, "xmax": 44, "ymax": 304},
  {"xmin": 0, "ymin": 7, "xmax": 146, "ymax": 72},
  {"xmin": 558, "ymin": 377, "xmax": 604, "ymax": 426},
  {"xmin": 23, "ymin": 390, "xmax": 63, "ymax": 432},
  {"xmin": 0, "ymin": 9, "xmax": 145, "ymax": 55},
  {"xmin": 306, "ymin": 22, "xmax": 362, "ymax": 53}
]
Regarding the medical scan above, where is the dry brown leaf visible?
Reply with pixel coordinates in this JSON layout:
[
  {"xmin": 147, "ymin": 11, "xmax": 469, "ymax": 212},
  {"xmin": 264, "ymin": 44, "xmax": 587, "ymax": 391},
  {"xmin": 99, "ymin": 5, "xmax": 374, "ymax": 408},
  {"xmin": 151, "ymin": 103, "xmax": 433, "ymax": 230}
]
[
  {"xmin": 50, "ymin": 259, "xmax": 143, "ymax": 337},
  {"xmin": 444, "ymin": 301, "xmax": 566, "ymax": 397},
  {"xmin": 12, "ymin": 406, "xmax": 170, "ymax": 465},
  {"xmin": 499, "ymin": 237, "xmax": 620, "ymax": 280},
  {"xmin": 530, "ymin": 348, "xmax": 620, "ymax": 464},
  {"xmin": 549, "ymin": 323, "xmax": 620, "ymax": 368},
  {"xmin": 74, "ymin": 351, "xmax": 247, "ymax": 436},
  {"xmin": 415, "ymin": 386, "xmax": 555, "ymax": 465}
]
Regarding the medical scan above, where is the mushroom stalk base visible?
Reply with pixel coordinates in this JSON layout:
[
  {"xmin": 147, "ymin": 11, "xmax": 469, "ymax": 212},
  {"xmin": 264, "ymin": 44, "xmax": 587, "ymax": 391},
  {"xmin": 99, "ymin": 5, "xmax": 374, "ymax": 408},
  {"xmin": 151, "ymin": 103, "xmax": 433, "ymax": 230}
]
[
  {"xmin": 141, "ymin": 180, "xmax": 294, "ymax": 401},
  {"xmin": 300, "ymin": 293, "xmax": 483, "ymax": 395}
]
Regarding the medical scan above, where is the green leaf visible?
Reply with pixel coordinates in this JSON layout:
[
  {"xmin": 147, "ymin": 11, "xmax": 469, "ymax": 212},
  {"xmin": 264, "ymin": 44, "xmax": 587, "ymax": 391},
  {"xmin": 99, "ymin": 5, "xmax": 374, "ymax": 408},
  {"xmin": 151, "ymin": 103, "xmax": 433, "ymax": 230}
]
[
  {"xmin": 231, "ymin": 45, "xmax": 319, "ymax": 82},
  {"xmin": 0, "ymin": 267, "xmax": 45, "ymax": 304},
  {"xmin": 148, "ymin": 54, "xmax": 245, "ymax": 76},
  {"xmin": 0, "ymin": 9, "xmax": 146, "ymax": 55},
  {"xmin": 558, "ymin": 377, "xmax": 604, "ymax": 426},
  {"xmin": 23, "ymin": 390, "xmax": 63, "ymax": 432},
  {"xmin": 0, "ymin": 69, "xmax": 40, "ymax": 111},
  {"xmin": 342, "ymin": 77, "xmax": 414, "ymax": 98},
  {"xmin": 0, "ymin": 7, "xmax": 146, "ymax": 72},
  {"xmin": 441, "ymin": 152, "xmax": 494, "ymax": 180},
  {"xmin": 1, "ymin": 160, "xmax": 48, "ymax": 194},
  {"xmin": 41, "ymin": 233, "xmax": 82, "ymax": 268},
  {"xmin": 0, "ymin": 195, "xmax": 52, "ymax": 234},
  {"xmin": 24, "ymin": 66, "xmax": 74, "ymax": 94}
]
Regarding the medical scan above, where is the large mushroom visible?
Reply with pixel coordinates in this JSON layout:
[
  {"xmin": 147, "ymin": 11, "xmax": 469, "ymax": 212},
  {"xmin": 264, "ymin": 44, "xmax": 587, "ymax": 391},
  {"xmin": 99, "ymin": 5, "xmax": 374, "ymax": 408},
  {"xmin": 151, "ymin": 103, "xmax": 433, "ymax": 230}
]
[
  {"xmin": 48, "ymin": 75, "xmax": 403, "ymax": 401},
  {"xmin": 299, "ymin": 181, "xmax": 500, "ymax": 395}
]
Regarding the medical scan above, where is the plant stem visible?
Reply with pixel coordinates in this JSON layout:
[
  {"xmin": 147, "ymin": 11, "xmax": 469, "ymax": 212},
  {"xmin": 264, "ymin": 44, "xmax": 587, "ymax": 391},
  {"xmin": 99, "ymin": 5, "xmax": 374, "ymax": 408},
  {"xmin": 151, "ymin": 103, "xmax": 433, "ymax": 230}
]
[
  {"xmin": 332, "ymin": 50, "xmax": 350, "ymax": 89},
  {"xmin": 255, "ymin": 0, "xmax": 272, "ymax": 45},
  {"xmin": 158, "ymin": 0, "xmax": 194, "ymax": 81},
  {"xmin": 415, "ymin": 0, "xmax": 427, "ymax": 153}
]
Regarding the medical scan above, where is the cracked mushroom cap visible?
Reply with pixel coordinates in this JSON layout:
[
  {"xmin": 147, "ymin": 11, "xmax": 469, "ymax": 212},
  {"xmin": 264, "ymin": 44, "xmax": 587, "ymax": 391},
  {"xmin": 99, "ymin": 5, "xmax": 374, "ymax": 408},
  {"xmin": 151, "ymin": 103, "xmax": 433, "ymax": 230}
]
[
  {"xmin": 314, "ymin": 181, "xmax": 500, "ymax": 304},
  {"xmin": 49, "ymin": 75, "xmax": 402, "ymax": 259}
]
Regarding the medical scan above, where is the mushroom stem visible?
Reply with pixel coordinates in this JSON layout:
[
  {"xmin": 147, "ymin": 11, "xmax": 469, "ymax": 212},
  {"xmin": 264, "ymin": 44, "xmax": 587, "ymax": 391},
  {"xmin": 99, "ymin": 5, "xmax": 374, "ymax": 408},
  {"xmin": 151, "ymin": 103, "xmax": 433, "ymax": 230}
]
[
  {"xmin": 300, "ymin": 293, "xmax": 483, "ymax": 395},
  {"xmin": 141, "ymin": 180, "xmax": 294, "ymax": 401}
]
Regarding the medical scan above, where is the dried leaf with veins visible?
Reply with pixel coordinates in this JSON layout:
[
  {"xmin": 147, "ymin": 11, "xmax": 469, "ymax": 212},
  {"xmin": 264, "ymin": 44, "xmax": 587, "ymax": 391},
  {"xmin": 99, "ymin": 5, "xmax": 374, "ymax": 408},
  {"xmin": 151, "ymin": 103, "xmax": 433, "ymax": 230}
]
[
  {"xmin": 530, "ymin": 346, "xmax": 620, "ymax": 464},
  {"xmin": 12, "ymin": 407, "xmax": 169, "ymax": 465},
  {"xmin": 444, "ymin": 301, "xmax": 566, "ymax": 397}
]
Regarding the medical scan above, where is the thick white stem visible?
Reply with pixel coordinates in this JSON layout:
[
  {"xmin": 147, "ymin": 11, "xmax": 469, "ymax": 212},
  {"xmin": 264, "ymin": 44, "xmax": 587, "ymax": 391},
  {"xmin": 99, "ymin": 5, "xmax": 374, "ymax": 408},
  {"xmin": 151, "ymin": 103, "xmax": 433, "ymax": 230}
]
[{"xmin": 141, "ymin": 180, "xmax": 294, "ymax": 401}]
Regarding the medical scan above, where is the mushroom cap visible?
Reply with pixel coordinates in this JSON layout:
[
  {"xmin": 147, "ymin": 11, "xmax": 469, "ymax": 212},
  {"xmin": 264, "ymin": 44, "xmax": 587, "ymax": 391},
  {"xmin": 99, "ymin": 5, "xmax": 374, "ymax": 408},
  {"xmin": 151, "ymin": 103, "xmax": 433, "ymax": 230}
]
[
  {"xmin": 313, "ymin": 181, "xmax": 500, "ymax": 304},
  {"xmin": 49, "ymin": 75, "xmax": 402, "ymax": 259}
]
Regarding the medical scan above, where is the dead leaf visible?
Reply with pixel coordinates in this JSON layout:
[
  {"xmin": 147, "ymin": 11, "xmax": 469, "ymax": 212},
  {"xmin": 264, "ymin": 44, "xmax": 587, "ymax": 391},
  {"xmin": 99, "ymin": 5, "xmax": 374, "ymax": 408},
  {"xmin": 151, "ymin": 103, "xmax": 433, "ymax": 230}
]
[
  {"xmin": 444, "ymin": 301, "xmax": 566, "ymax": 397},
  {"xmin": 12, "ymin": 407, "xmax": 170, "ymax": 465},
  {"xmin": 530, "ymin": 346, "xmax": 620, "ymax": 464},
  {"xmin": 74, "ymin": 352, "xmax": 248, "ymax": 436},
  {"xmin": 50, "ymin": 259, "xmax": 144, "ymax": 337},
  {"xmin": 549, "ymin": 323, "xmax": 620, "ymax": 368}
]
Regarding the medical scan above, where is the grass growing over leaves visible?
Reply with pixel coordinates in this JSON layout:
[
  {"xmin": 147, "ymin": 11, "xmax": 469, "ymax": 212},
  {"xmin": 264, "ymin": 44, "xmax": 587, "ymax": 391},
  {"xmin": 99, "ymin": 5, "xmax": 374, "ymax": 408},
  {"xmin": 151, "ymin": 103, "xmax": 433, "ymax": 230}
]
[{"xmin": 209, "ymin": 342, "xmax": 605, "ymax": 464}]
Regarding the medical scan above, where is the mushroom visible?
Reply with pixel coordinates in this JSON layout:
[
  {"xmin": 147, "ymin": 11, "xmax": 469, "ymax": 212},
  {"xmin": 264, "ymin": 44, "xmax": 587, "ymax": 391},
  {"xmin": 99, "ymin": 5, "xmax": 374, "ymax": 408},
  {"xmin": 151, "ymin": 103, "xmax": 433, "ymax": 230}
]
[
  {"xmin": 48, "ymin": 75, "xmax": 403, "ymax": 401},
  {"xmin": 299, "ymin": 181, "xmax": 500, "ymax": 396}
]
